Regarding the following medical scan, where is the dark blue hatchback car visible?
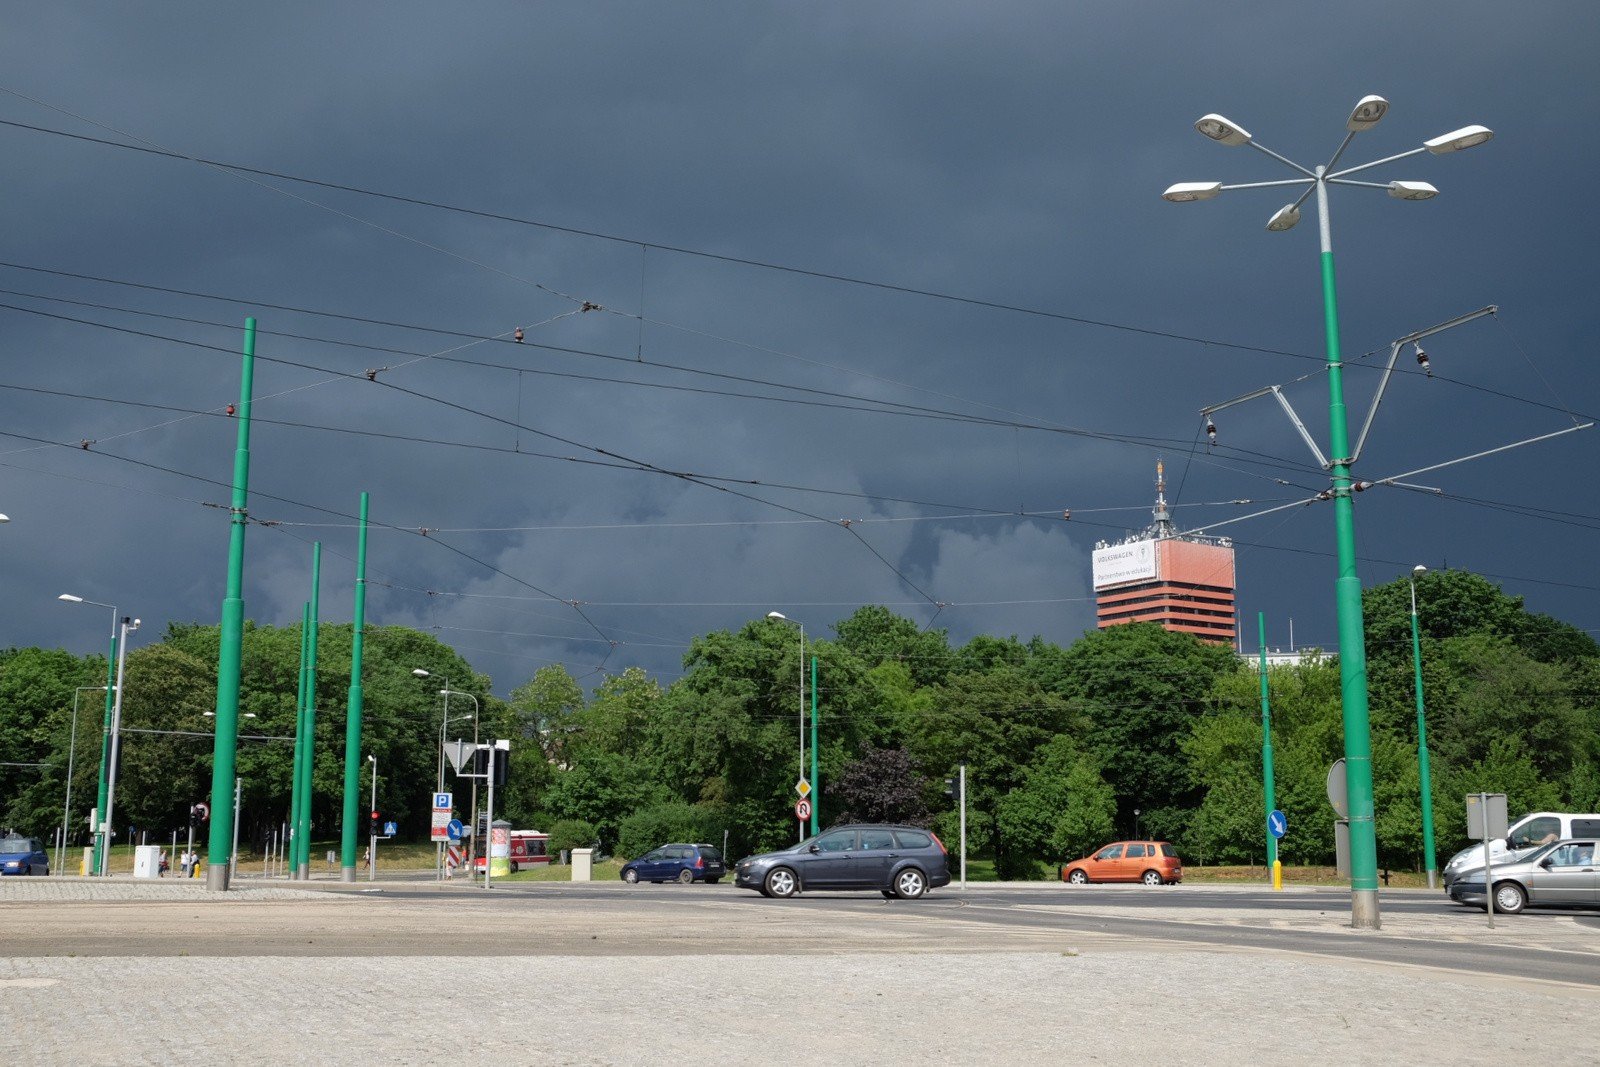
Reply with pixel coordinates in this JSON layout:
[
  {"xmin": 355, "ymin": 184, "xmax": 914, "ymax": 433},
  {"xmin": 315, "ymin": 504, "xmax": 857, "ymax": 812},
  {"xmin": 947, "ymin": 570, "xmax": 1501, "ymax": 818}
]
[
  {"xmin": 620, "ymin": 843, "xmax": 726, "ymax": 884},
  {"xmin": 0, "ymin": 834, "xmax": 49, "ymax": 876}
]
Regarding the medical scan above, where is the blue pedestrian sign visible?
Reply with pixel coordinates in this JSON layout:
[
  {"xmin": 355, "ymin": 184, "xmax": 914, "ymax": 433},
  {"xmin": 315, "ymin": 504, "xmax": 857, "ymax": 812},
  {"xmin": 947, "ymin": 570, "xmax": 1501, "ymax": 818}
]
[
  {"xmin": 1268, "ymin": 810, "xmax": 1288, "ymax": 839},
  {"xmin": 384, "ymin": 821, "xmax": 398, "ymax": 837},
  {"xmin": 447, "ymin": 819, "xmax": 464, "ymax": 841}
]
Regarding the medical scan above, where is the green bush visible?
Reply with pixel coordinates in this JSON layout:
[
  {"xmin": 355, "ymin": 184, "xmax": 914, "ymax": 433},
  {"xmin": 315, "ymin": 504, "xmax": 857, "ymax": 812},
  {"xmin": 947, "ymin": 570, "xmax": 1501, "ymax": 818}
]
[
  {"xmin": 548, "ymin": 818, "xmax": 599, "ymax": 860},
  {"xmin": 616, "ymin": 802, "xmax": 725, "ymax": 860}
]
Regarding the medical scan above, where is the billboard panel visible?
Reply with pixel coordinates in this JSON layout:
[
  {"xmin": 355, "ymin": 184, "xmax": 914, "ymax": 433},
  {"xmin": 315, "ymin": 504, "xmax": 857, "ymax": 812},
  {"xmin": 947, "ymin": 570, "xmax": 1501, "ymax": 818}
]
[{"xmin": 1092, "ymin": 539, "xmax": 1157, "ymax": 589}]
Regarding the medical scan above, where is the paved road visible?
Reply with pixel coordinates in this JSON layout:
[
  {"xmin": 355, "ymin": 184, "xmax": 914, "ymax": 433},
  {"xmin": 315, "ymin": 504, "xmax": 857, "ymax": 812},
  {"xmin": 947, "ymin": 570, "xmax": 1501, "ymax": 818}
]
[{"xmin": 4, "ymin": 878, "xmax": 1595, "ymax": 1064}]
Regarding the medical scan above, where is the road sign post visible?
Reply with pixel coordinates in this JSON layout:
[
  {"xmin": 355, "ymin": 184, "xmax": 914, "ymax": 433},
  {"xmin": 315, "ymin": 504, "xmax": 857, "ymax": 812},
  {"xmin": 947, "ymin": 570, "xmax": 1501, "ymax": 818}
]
[{"xmin": 1267, "ymin": 809, "xmax": 1287, "ymax": 891}]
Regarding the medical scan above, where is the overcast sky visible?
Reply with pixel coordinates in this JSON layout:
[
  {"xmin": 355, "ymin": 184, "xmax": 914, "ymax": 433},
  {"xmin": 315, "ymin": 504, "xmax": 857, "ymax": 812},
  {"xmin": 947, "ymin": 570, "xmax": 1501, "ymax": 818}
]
[{"xmin": 2, "ymin": 2, "xmax": 1596, "ymax": 695}]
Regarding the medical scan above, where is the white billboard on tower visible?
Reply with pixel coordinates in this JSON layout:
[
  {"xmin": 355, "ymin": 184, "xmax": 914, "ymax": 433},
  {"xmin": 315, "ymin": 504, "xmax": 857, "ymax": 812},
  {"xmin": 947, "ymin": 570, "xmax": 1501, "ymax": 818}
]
[{"xmin": 1092, "ymin": 539, "xmax": 1158, "ymax": 589}]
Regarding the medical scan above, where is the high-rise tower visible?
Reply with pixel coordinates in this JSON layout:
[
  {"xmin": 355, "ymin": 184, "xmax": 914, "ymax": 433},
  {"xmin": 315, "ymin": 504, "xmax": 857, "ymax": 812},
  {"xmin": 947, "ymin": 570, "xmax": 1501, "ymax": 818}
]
[{"xmin": 1091, "ymin": 461, "xmax": 1237, "ymax": 644}]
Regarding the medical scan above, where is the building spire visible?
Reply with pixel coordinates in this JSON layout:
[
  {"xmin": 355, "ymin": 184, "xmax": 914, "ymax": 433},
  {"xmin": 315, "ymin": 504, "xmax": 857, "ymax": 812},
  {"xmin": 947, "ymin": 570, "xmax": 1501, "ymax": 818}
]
[{"xmin": 1151, "ymin": 458, "xmax": 1175, "ymax": 539}]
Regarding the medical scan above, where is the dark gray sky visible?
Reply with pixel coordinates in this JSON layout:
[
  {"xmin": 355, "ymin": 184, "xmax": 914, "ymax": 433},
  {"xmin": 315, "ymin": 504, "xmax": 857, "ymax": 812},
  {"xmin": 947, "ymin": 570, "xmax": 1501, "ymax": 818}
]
[{"xmin": 3, "ymin": 2, "xmax": 1596, "ymax": 694}]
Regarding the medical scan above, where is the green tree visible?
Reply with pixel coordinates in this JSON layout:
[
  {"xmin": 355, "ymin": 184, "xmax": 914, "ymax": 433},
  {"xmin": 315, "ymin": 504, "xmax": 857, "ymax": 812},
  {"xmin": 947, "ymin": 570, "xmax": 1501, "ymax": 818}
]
[
  {"xmin": 994, "ymin": 736, "xmax": 1116, "ymax": 877},
  {"xmin": 1037, "ymin": 623, "xmax": 1237, "ymax": 843}
]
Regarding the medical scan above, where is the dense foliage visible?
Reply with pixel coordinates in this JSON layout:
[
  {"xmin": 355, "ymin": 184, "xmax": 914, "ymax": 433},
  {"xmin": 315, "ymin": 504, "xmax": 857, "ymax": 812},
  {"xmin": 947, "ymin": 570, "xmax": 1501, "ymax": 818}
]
[{"xmin": 3, "ymin": 569, "xmax": 1595, "ymax": 876}]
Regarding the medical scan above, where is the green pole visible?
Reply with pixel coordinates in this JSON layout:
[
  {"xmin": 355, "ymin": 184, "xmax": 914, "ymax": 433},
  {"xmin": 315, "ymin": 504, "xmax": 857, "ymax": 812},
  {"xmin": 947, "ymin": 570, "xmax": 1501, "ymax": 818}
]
[
  {"xmin": 288, "ymin": 601, "xmax": 310, "ymax": 878},
  {"xmin": 205, "ymin": 317, "xmax": 256, "ymax": 891},
  {"xmin": 809, "ymin": 654, "xmax": 819, "ymax": 835},
  {"xmin": 91, "ymin": 628, "xmax": 117, "ymax": 875},
  {"xmin": 339, "ymin": 493, "xmax": 370, "ymax": 882},
  {"xmin": 1258, "ymin": 612, "xmax": 1276, "ymax": 873},
  {"xmin": 296, "ymin": 542, "xmax": 321, "ymax": 878},
  {"xmin": 1410, "ymin": 574, "xmax": 1438, "ymax": 888},
  {"xmin": 1314, "ymin": 174, "xmax": 1380, "ymax": 928}
]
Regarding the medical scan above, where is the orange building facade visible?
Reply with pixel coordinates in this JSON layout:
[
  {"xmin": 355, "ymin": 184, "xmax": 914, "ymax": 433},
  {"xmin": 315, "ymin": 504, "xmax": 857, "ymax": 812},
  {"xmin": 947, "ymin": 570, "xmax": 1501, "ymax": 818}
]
[{"xmin": 1092, "ymin": 537, "xmax": 1237, "ymax": 644}]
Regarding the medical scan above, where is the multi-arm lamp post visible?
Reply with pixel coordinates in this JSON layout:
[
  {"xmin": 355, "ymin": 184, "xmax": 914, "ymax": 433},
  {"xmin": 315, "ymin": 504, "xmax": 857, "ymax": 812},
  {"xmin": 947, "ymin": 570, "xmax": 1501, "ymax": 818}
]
[{"xmin": 1164, "ymin": 95, "xmax": 1492, "ymax": 930}]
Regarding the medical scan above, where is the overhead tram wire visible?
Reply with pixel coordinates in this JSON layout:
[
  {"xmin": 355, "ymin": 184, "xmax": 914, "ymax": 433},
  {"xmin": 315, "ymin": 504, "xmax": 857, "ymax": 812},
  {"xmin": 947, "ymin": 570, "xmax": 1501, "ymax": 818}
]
[
  {"xmin": 0, "ymin": 306, "xmax": 946, "ymax": 610},
  {"xmin": 0, "ymin": 114, "xmax": 1320, "ymax": 365},
  {"xmin": 0, "ymin": 280, "xmax": 1336, "ymax": 498},
  {"xmin": 0, "ymin": 265, "xmax": 1344, "ymax": 485},
  {"xmin": 0, "ymin": 281, "xmax": 1224, "ymax": 447},
  {"xmin": 0, "ymin": 300, "xmax": 1328, "ymax": 527}
]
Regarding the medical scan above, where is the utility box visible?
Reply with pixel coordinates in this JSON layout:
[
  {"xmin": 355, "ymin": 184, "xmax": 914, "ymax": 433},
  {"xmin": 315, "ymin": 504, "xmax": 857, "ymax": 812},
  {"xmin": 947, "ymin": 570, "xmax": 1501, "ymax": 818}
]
[
  {"xmin": 133, "ymin": 844, "xmax": 162, "ymax": 879},
  {"xmin": 571, "ymin": 847, "xmax": 594, "ymax": 881}
]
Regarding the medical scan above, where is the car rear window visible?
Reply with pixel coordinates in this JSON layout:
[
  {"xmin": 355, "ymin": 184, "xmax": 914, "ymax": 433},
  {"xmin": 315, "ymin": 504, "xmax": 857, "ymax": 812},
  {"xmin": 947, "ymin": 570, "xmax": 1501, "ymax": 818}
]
[
  {"xmin": 893, "ymin": 830, "xmax": 931, "ymax": 849},
  {"xmin": 1160, "ymin": 844, "xmax": 1177, "ymax": 858},
  {"xmin": 0, "ymin": 837, "xmax": 32, "ymax": 852},
  {"xmin": 699, "ymin": 847, "xmax": 723, "ymax": 862}
]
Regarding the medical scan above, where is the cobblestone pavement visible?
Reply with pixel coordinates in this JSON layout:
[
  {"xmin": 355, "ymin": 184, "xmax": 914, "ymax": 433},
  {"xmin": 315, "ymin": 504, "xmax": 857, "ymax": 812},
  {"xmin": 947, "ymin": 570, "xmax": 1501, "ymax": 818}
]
[{"xmin": 3, "ymin": 880, "xmax": 1592, "ymax": 1063}]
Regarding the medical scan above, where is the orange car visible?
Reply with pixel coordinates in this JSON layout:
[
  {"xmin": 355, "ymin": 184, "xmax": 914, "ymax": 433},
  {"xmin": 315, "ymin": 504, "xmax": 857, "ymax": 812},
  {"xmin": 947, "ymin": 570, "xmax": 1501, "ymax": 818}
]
[{"xmin": 1062, "ymin": 841, "xmax": 1182, "ymax": 885}]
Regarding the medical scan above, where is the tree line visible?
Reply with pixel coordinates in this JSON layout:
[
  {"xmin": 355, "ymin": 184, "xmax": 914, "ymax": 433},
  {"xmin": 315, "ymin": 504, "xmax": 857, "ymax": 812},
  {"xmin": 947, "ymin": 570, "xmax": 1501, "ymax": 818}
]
[{"xmin": 2, "ymin": 569, "xmax": 1595, "ymax": 877}]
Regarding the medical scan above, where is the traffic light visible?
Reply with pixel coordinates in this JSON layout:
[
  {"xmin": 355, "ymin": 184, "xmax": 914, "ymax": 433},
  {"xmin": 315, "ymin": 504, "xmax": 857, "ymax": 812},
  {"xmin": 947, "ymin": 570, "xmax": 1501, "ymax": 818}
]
[
  {"xmin": 369, "ymin": 810, "xmax": 381, "ymax": 838},
  {"xmin": 473, "ymin": 746, "xmax": 491, "ymax": 778},
  {"xmin": 943, "ymin": 777, "xmax": 956, "ymax": 799},
  {"xmin": 492, "ymin": 746, "xmax": 509, "ymax": 788}
]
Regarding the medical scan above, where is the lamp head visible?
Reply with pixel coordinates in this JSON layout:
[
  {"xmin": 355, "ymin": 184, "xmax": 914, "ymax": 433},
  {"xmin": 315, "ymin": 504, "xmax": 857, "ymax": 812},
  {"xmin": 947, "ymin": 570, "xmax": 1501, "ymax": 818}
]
[
  {"xmin": 1424, "ymin": 125, "xmax": 1493, "ymax": 154},
  {"xmin": 1347, "ymin": 95, "xmax": 1390, "ymax": 132},
  {"xmin": 411, "ymin": 668, "xmax": 430, "ymax": 678},
  {"xmin": 1162, "ymin": 182, "xmax": 1223, "ymax": 203},
  {"xmin": 0, "ymin": 514, "xmax": 9, "ymax": 523},
  {"xmin": 766, "ymin": 611, "xmax": 787, "ymax": 621},
  {"xmin": 1388, "ymin": 181, "xmax": 1438, "ymax": 201},
  {"xmin": 1194, "ymin": 114, "xmax": 1251, "ymax": 146},
  {"xmin": 1413, "ymin": 565, "xmax": 1428, "ymax": 576},
  {"xmin": 1266, "ymin": 204, "xmax": 1302, "ymax": 232},
  {"xmin": 58, "ymin": 594, "xmax": 83, "ymax": 603}
]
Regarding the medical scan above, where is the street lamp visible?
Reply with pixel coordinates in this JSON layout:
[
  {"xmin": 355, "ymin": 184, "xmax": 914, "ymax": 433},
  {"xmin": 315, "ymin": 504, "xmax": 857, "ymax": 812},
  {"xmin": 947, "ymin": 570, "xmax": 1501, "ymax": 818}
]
[
  {"xmin": 101, "ymin": 615, "xmax": 140, "ymax": 876},
  {"xmin": 1164, "ymin": 95, "xmax": 1491, "ymax": 930},
  {"xmin": 367, "ymin": 753, "xmax": 377, "ymax": 883},
  {"xmin": 58, "ymin": 594, "xmax": 124, "ymax": 876},
  {"xmin": 766, "ymin": 612, "xmax": 812, "ymax": 841},
  {"xmin": 1410, "ymin": 565, "xmax": 1439, "ymax": 888},
  {"xmin": 58, "ymin": 685, "xmax": 107, "ymax": 875}
]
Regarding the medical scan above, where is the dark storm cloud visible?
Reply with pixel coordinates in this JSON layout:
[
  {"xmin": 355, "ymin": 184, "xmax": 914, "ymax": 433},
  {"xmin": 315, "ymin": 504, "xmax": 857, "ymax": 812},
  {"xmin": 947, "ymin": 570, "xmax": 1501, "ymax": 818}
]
[{"xmin": 2, "ymin": 1, "xmax": 1596, "ymax": 690}]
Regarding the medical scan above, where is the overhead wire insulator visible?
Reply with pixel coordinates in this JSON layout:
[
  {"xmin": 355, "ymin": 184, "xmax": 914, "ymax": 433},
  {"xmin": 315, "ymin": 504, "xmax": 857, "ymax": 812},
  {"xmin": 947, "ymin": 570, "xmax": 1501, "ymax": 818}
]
[
  {"xmin": 1414, "ymin": 343, "xmax": 1431, "ymax": 376},
  {"xmin": 513, "ymin": 327, "xmax": 524, "ymax": 343},
  {"xmin": 1205, "ymin": 419, "xmax": 1217, "ymax": 445}
]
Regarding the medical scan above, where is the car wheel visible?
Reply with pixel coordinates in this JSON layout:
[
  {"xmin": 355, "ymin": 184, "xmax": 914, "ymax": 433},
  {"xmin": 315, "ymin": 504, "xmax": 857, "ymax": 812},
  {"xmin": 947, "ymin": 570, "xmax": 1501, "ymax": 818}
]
[
  {"xmin": 1141, "ymin": 869, "xmax": 1164, "ymax": 886},
  {"xmin": 1067, "ymin": 868, "xmax": 1089, "ymax": 885},
  {"xmin": 893, "ymin": 867, "xmax": 927, "ymax": 900},
  {"xmin": 678, "ymin": 868, "xmax": 695, "ymax": 884},
  {"xmin": 765, "ymin": 866, "xmax": 798, "ymax": 898},
  {"xmin": 1493, "ymin": 881, "xmax": 1527, "ymax": 915},
  {"xmin": 623, "ymin": 868, "xmax": 639, "ymax": 884},
  {"xmin": 510, "ymin": 862, "xmax": 520, "ymax": 874}
]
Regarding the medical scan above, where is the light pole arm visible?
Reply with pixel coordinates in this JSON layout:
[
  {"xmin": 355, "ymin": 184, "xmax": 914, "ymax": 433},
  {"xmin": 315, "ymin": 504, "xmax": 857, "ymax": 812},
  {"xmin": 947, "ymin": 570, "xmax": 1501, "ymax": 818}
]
[{"xmin": 1327, "ymin": 145, "xmax": 1427, "ymax": 179}]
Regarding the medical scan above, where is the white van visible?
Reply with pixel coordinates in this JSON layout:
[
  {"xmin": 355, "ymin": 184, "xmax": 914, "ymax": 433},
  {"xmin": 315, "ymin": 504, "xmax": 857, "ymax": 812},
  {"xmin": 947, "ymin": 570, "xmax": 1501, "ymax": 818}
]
[{"xmin": 1441, "ymin": 811, "xmax": 1600, "ymax": 889}]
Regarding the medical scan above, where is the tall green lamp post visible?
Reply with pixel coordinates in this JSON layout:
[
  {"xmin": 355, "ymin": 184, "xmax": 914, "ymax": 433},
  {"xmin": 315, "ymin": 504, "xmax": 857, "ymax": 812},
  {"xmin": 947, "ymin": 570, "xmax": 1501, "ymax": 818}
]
[
  {"xmin": 207, "ymin": 318, "xmax": 257, "ymax": 891},
  {"xmin": 1409, "ymin": 565, "xmax": 1439, "ymax": 888},
  {"xmin": 1163, "ymin": 97, "xmax": 1493, "ymax": 929}
]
